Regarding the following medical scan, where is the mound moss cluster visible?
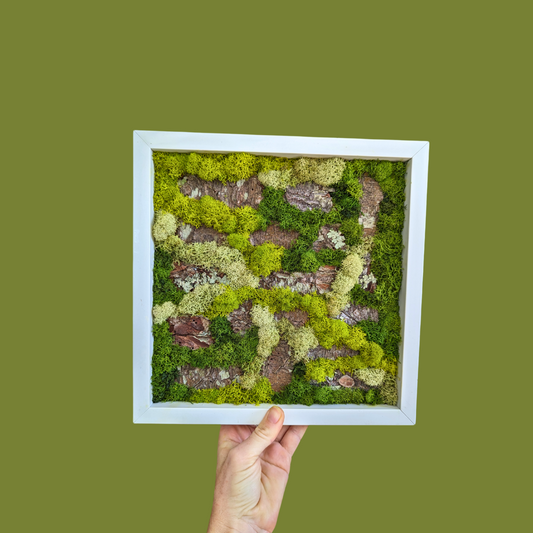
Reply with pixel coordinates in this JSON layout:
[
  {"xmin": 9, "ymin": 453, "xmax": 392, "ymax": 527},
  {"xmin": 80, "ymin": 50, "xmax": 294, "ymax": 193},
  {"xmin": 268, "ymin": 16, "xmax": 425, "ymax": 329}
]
[{"xmin": 151, "ymin": 151, "xmax": 406, "ymax": 407}]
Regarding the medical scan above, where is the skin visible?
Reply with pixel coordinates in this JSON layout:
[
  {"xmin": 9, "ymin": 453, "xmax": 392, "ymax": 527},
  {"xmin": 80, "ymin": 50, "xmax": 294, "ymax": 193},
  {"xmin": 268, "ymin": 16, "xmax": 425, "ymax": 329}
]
[{"xmin": 207, "ymin": 407, "xmax": 307, "ymax": 533}]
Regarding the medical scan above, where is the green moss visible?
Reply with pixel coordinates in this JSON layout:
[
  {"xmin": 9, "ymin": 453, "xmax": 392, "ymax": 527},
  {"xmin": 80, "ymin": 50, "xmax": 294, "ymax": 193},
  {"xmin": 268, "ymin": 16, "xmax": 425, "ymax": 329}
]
[
  {"xmin": 153, "ymin": 248, "xmax": 185, "ymax": 307},
  {"xmin": 248, "ymin": 242, "xmax": 284, "ymax": 277},
  {"xmin": 227, "ymin": 232, "xmax": 252, "ymax": 254},
  {"xmin": 292, "ymin": 157, "xmax": 346, "ymax": 186},
  {"xmin": 315, "ymin": 248, "xmax": 347, "ymax": 267},
  {"xmin": 258, "ymin": 186, "xmax": 342, "ymax": 272},
  {"xmin": 305, "ymin": 353, "xmax": 394, "ymax": 383},
  {"xmin": 339, "ymin": 217, "xmax": 363, "ymax": 246},
  {"xmin": 272, "ymin": 362, "xmax": 378, "ymax": 406},
  {"xmin": 206, "ymin": 285, "xmax": 327, "ymax": 319},
  {"xmin": 186, "ymin": 152, "xmax": 261, "ymax": 184}
]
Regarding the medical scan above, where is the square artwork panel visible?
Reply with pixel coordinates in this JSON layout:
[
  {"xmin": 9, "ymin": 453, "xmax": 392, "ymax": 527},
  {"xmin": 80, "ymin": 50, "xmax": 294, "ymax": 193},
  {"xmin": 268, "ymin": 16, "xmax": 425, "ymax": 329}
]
[{"xmin": 151, "ymin": 152, "xmax": 404, "ymax": 407}]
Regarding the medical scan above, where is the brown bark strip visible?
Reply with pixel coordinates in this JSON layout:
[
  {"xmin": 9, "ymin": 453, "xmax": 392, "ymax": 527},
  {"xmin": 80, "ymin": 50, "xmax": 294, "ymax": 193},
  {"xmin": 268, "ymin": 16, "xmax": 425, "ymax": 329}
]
[
  {"xmin": 284, "ymin": 182, "xmax": 334, "ymax": 213},
  {"xmin": 180, "ymin": 175, "xmax": 263, "ymax": 209},
  {"xmin": 168, "ymin": 316, "xmax": 213, "ymax": 349},
  {"xmin": 259, "ymin": 266, "xmax": 337, "ymax": 295},
  {"xmin": 177, "ymin": 365, "xmax": 243, "ymax": 389}
]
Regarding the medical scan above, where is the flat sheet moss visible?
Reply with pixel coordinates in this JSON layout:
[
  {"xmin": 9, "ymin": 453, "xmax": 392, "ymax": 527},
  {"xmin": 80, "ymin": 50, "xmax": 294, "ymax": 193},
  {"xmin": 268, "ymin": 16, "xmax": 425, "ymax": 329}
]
[{"xmin": 152, "ymin": 152, "xmax": 406, "ymax": 406}]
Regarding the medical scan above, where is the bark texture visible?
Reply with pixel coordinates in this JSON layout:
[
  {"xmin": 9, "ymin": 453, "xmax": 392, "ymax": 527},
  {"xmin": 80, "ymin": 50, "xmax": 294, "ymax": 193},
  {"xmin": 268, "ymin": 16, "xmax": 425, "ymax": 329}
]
[
  {"xmin": 177, "ymin": 365, "xmax": 243, "ymax": 389},
  {"xmin": 180, "ymin": 175, "xmax": 263, "ymax": 209},
  {"xmin": 358, "ymin": 174, "xmax": 384, "ymax": 237},
  {"xmin": 168, "ymin": 316, "xmax": 213, "ymax": 349},
  {"xmin": 285, "ymin": 182, "xmax": 334, "ymax": 213},
  {"xmin": 261, "ymin": 340, "xmax": 294, "ymax": 392},
  {"xmin": 259, "ymin": 266, "xmax": 337, "ymax": 294},
  {"xmin": 249, "ymin": 223, "xmax": 299, "ymax": 248}
]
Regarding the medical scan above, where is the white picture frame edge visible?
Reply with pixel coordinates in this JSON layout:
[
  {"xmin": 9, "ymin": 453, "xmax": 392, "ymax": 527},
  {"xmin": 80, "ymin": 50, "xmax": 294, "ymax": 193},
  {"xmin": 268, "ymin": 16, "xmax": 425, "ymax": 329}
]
[{"xmin": 133, "ymin": 131, "xmax": 429, "ymax": 425}]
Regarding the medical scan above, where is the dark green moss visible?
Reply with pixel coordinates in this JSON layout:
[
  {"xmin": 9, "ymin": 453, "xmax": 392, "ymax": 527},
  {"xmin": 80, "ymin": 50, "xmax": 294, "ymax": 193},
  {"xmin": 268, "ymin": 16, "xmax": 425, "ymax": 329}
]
[
  {"xmin": 272, "ymin": 362, "xmax": 380, "ymax": 405},
  {"xmin": 151, "ymin": 318, "xmax": 262, "ymax": 402},
  {"xmin": 153, "ymin": 248, "xmax": 185, "ymax": 306},
  {"xmin": 258, "ymin": 186, "xmax": 343, "ymax": 272},
  {"xmin": 347, "ymin": 160, "xmax": 407, "ymax": 360}
]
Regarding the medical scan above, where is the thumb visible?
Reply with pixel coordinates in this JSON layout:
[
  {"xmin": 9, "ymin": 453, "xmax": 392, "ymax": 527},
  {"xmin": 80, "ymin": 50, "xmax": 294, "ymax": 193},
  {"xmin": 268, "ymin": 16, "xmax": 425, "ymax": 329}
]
[{"xmin": 240, "ymin": 406, "xmax": 285, "ymax": 459}]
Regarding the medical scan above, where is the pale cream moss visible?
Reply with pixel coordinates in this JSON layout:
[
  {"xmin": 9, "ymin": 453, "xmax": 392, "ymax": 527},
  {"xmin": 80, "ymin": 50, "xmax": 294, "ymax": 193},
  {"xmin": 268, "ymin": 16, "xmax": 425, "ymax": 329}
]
[
  {"xmin": 242, "ymin": 305, "xmax": 280, "ymax": 389},
  {"xmin": 355, "ymin": 368, "xmax": 386, "ymax": 387},
  {"xmin": 152, "ymin": 301, "xmax": 178, "ymax": 325},
  {"xmin": 326, "ymin": 253, "xmax": 364, "ymax": 316},
  {"xmin": 379, "ymin": 372, "xmax": 398, "ymax": 405},
  {"xmin": 252, "ymin": 305, "xmax": 280, "ymax": 359},
  {"xmin": 325, "ymin": 293, "xmax": 351, "ymax": 319},
  {"xmin": 257, "ymin": 168, "xmax": 294, "ymax": 190},
  {"xmin": 152, "ymin": 211, "xmax": 178, "ymax": 243},
  {"xmin": 176, "ymin": 283, "xmax": 226, "ymax": 316},
  {"xmin": 277, "ymin": 318, "xmax": 318, "ymax": 363},
  {"xmin": 349, "ymin": 235, "xmax": 374, "ymax": 257},
  {"xmin": 292, "ymin": 157, "xmax": 345, "ymax": 186},
  {"xmin": 160, "ymin": 236, "xmax": 259, "ymax": 290}
]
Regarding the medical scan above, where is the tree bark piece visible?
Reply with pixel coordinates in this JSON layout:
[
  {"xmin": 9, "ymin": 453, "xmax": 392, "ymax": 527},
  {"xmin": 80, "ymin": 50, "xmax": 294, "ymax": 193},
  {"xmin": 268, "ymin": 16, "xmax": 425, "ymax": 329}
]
[
  {"xmin": 168, "ymin": 316, "xmax": 213, "ymax": 349},
  {"xmin": 176, "ymin": 224, "xmax": 227, "ymax": 246},
  {"xmin": 285, "ymin": 182, "xmax": 334, "ymax": 213},
  {"xmin": 259, "ymin": 266, "xmax": 337, "ymax": 294},
  {"xmin": 227, "ymin": 300, "xmax": 253, "ymax": 335},
  {"xmin": 307, "ymin": 345, "xmax": 359, "ymax": 361},
  {"xmin": 177, "ymin": 365, "xmax": 243, "ymax": 389},
  {"xmin": 358, "ymin": 174, "xmax": 384, "ymax": 237},
  {"xmin": 357, "ymin": 253, "xmax": 376, "ymax": 293},
  {"xmin": 336, "ymin": 303, "xmax": 379, "ymax": 325},
  {"xmin": 274, "ymin": 310, "xmax": 309, "ymax": 328},
  {"xmin": 249, "ymin": 223, "xmax": 299, "ymax": 248},
  {"xmin": 180, "ymin": 175, "xmax": 263, "ymax": 209},
  {"xmin": 261, "ymin": 340, "xmax": 294, "ymax": 392}
]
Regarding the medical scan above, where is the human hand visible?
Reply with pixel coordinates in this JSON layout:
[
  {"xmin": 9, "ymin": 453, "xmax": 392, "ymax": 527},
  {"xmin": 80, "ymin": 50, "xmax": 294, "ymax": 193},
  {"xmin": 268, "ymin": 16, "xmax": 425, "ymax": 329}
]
[{"xmin": 207, "ymin": 407, "xmax": 307, "ymax": 533}]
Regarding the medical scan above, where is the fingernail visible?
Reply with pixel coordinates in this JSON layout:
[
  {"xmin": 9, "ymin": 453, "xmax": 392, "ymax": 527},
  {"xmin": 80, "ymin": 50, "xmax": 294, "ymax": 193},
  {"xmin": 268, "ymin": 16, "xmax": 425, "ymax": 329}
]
[{"xmin": 268, "ymin": 406, "xmax": 282, "ymax": 424}]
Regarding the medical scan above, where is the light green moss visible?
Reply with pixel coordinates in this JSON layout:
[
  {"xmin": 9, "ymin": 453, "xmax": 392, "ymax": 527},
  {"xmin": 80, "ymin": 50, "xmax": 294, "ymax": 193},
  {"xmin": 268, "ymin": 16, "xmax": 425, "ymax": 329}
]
[
  {"xmin": 305, "ymin": 354, "xmax": 395, "ymax": 383},
  {"xmin": 257, "ymin": 168, "xmax": 295, "ymax": 189},
  {"xmin": 326, "ymin": 252, "xmax": 364, "ymax": 316},
  {"xmin": 277, "ymin": 319, "xmax": 319, "ymax": 363},
  {"xmin": 292, "ymin": 157, "xmax": 346, "ymax": 186},
  {"xmin": 176, "ymin": 283, "xmax": 227, "ymax": 316},
  {"xmin": 240, "ymin": 305, "xmax": 280, "ymax": 389},
  {"xmin": 152, "ymin": 301, "xmax": 178, "ymax": 325},
  {"xmin": 188, "ymin": 378, "xmax": 273, "ymax": 405},
  {"xmin": 355, "ymin": 368, "xmax": 386, "ymax": 387},
  {"xmin": 161, "ymin": 236, "xmax": 259, "ymax": 290}
]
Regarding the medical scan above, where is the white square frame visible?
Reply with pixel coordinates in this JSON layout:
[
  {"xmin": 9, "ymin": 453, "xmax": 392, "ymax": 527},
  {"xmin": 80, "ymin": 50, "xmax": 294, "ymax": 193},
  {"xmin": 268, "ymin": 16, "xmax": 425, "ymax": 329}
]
[{"xmin": 133, "ymin": 131, "xmax": 429, "ymax": 425}]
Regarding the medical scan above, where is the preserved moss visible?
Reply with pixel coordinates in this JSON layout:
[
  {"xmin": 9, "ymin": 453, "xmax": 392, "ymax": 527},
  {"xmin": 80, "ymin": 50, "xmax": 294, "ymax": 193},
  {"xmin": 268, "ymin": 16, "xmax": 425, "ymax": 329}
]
[{"xmin": 151, "ymin": 152, "xmax": 406, "ymax": 405}]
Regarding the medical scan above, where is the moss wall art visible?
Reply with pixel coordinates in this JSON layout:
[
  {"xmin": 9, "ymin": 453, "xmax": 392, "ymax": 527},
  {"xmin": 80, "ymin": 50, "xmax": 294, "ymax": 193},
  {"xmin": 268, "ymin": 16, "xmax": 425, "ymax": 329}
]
[{"xmin": 151, "ymin": 151, "xmax": 406, "ymax": 406}]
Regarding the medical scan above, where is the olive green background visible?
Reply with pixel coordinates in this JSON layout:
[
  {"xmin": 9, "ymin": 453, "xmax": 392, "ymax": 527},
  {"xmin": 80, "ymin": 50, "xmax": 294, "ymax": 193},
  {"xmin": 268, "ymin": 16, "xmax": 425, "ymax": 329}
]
[{"xmin": 3, "ymin": 1, "xmax": 530, "ymax": 532}]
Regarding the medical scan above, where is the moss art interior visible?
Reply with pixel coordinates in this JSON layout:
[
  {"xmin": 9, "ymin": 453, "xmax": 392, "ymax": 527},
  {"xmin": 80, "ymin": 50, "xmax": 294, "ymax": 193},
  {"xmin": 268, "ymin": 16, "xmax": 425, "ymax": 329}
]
[{"xmin": 151, "ymin": 152, "xmax": 406, "ymax": 406}]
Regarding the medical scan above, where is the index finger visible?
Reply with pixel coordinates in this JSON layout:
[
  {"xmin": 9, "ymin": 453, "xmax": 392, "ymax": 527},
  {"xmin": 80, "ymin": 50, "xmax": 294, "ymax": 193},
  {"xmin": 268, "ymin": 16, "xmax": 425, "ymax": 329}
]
[{"xmin": 279, "ymin": 425, "xmax": 308, "ymax": 456}]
